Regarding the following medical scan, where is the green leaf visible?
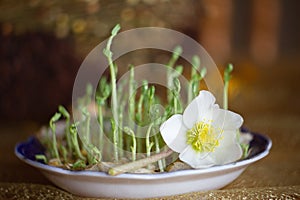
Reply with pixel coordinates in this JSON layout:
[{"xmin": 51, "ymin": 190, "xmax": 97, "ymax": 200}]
[
  {"xmin": 58, "ymin": 105, "xmax": 70, "ymax": 119},
  {"xmin": 35, "ymin": 154, "xmax": 47, "ymax": 163},
  {"xmin": 111, "ymin": 24, "xmax": 121, "ymax": 36},
  {"xmin": 224, "ymin": 63, "xmax": 233, "ymax": 81},
  {"xmin": 173, "ymin": 46, "xmax": 183, "ymax": 58},
  {"xmin": 192, "ymin": 55, "xmax": 200, "ymax": 70},
  {"xmin": 49, "ymin": 112, "xmax": 61, "ymax": 129},
  {"xmin": 200, "ymin": 67, "xmax": 207, "ymax": 79}
]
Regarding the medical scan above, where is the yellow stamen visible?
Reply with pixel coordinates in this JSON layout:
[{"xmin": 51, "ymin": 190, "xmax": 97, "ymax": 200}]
[{"xmin": 186, "ymin": 121, "xmax": 221, "ymax": 153}]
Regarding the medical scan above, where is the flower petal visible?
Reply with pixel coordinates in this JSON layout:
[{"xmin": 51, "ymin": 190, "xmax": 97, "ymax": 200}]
[
  {"xmin": 160, "ymin": 114, "xmax": 188, "ymax": 153},
  {"xmin": 209, "ymin": 142, "xmax": 243, "ymax": 165},
  {"xmin": 179, "ymin": 146, "xmax": 215, "ymax": 168},
  {"xmin": 218, "ymin": 130, "xmax": 238, "ymax": 147},
  {"xmin": 183, "ymin": 90, "xmax": 216, "ymax": 129},
  {"xmin": 208, "ymin": 130, "xmax": 242, "ymax": 164},
  {"xmin": 211, "ymin": 108, "xmax": 243, "ymax": 131}
]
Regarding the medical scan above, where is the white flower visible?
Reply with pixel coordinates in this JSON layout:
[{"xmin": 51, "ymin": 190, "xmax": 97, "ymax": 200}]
[{"xmin": 160, "ymin": 90, "xmax": 243, "ymax": 168}]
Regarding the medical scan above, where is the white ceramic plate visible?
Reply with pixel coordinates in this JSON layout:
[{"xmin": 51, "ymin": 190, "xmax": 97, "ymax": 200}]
[{"xmin": 15, "ymin": 130, "xmax": 271, "ymax": 198}]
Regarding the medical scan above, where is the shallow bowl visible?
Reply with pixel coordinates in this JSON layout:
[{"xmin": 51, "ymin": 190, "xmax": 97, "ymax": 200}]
[{"xmin": 15, "ymin": 130, "xmax": 271, "ymax": 198}]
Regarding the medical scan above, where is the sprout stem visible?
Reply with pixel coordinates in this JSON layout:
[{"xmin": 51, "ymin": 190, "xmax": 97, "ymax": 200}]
[
  {"xmin": 137, "ymin": 81, "xmax": 148, "ymax": 123},
  {"xmin": 128, "ymin": 65, "xmax": 136, "ymax": 130},
  {"xmin": 82, "ymin": 107, "xmax": 91, "ymax": 144},
  {"xmin": 58, "ymin": 105, "xmax": 72, "ymax": 154},
  {"xmin": 191, "ymin": 56, "xmax": 200, "ymax": 78},
  {"xmin": 168, "ymin": 46, "xmax": 182, "ymax": 68},
  {"xmin": 167, "ymin": 46, "xmax": 182, "ymax": 102},
  {"xmin": 96, "ymin": 77, "xmax": 111, "ymax": 152},
  {"xmin": 173, "ymin": 78, "xmax": 181, "ymax": 114},
  {"xmin": 154, "ymin": 135, "xmax": 164, "ymax": 172},
  {"xmin": 103, "ymin": 24, "xmax": 120, "ymax": 125},
  {"xmin": 60, "ymin": 145, "xmax": 68, "ymax": 162},
  {"xmin": 82, "ymin": 142, "xmax": 100, "ymax": 165},
  {"xmin": 124, "ymin": 127, "xmax": 136, "ymax": 161},
  {"xmin": 70, "ymin": 123, "xmax": 86, "ymax": 161},
  {"xmin": 111, "ymin": 119, "xmax": 119, "ymax": 162},
  {"xmin": 49, "ymin": 112, "xmax": 62, "ymax": 164},
  {"xmin": 188, "ymin": 56, "xmax": 200, "ymax": 103},
  {"xmin": 118, "ymin": 102, "xmax": 125, "ymax": 158},
  {"xmin": 96, "ymin": 98, "xmax": 104, "ymax": 152},
  {"xmin": 146, "ymin": 123, "xmax": 154, "ymax": 157},
  {"xmin": 224, "ymin": 63, "xmax": 233, "ymax": 110},
  {"xmin": 191, "ymin": 67, "xmax": 207, "ymax": 98}
]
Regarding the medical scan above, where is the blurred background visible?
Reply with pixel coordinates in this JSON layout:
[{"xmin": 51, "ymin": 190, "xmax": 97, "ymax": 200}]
[{"xmin": 0, "ymin": 0, "xmax": 299, "ymax": 123}]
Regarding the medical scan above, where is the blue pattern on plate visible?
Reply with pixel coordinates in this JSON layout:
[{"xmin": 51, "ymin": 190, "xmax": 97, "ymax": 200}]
[{"xmin": 16, "ymin": 136, "xmax": 46, "ymax": 163}]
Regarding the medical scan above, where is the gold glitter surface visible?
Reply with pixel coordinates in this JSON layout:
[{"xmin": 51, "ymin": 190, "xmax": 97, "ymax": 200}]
[{"xmin": 0, "ymin": 183, "xmax": 299, "ymax": 200}]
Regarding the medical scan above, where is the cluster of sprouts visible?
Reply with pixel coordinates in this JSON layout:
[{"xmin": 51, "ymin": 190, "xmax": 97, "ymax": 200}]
[{"xmin": 36, "ymin": 25, "xmax": 248, "ymax": 175}]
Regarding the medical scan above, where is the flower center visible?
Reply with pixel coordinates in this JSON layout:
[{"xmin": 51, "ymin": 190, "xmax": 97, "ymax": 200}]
[{"xmin": 186, "ymin": 121, "xmax": 221, "ymax": 153}]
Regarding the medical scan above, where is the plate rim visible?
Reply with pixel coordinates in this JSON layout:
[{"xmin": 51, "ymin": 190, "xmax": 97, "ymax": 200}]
[{"xmin": 15, "ymin": 131, "xmax": 271, "ymax": 180}]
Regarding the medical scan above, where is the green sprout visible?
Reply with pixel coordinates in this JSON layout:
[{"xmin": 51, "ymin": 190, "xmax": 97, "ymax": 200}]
[
  {"xmin": 172, "ymin": 78, "xmax": 182, "ymax": 114},
  {"xmin": 128, "ymin": 65, "xmax": 136, "ymax": 130},
  {"xmin": 77, "ymin": 83, "xmax": 93, "ymax": 109},
  {"xmin": 188, "ymin": 56, "xmax": 207, "ymax": 103},
  {"xmin": 103, "ymin": 24, "xmax": 120, "ymax": 124},
  {"xmin": 168, "ymin": 46, "xmax": 182, "ymax": 67},
  {"xmin": 135, "ymin": 81, "xmax": 149, "ymax": 153},
  {"xmin": 136, "ymin": 80, "xmax": 148, "ymax": 124},
  {"xmin": 241, "ymin": 143, "xmax": 250, "ymax": 159},
  {"xmin": 236, "ymin": 130, "xmax": 250, "ymax": 159},
  {"xmin": 95, "ymin": 96, "xmax": 105, "ymax": 151},
  {"xmin": 58, "ymin": 105, "xmax": 72, "ymax": 154},
  {"xmin": 167, "ymin": 46, "xmax": 183, "ymax": 102},
  {"xmin": 111, "ymin": 119, "xmax": 119, "ymax": 162},
  {"xmin": 200, "ymin": 67, "xmax": 207, "ymax": 81},
  {"xmin": 60, "ymin": 145, "xmax": 68, "ymax": 162},
  {"xmin": 49, "ymin": 112, "xmax": 62, "ymax": 165},
  {"xmin": 124, "ymin": 127, "xmax": 136, "ymax": 161},
  {"xmin": 154, "ymin": 134, "xmax": 165, "ymax": 172},
  {"xmin": 223, "ymin": 63, "xmax": 233, "ymax": 110},
  {"xmin": 83, "ymin": 143, "xmax": 101, "ymax": 165},
  {"xmin": 103, "ymin": 24, "xmax": 121, "ymax": 162},
  {"xmin": 85, "ymin": 83, "xmax": 93, "ymax": 105},
  {"xmin": 118, "ymin": 101, "xmax": 125, "ymax": 158},
  {"xmin": 191, "ymin": 56, "xmax": 200, "ymax": 76},
  {"xmin": 72, "ymin": 159, "xmax": 86, "ymax": 170},
  {"xmin": 35, "ymin": 154, "xmax": 47, "ymax": 163},
  {"xmin": 96, "ymin": 77, "xmax": 111, "ymax": 151},
  {"xmin": 145, "ymin": 123, "xmax": 154, "ymax": 158},
  {"xmin": 191, "ymin": 67, "xmax": 207, "ymax": 98},
  {"xmin": 81, "ymin": 107, "xmax": 91, "ymax": 144},
  {"xmin": 69, "ymin": 123, "xmax": 85, "ymax": 161},
  {"xmin": 166, "ymin": 65, "xmax": 183, "ymax": 115}
]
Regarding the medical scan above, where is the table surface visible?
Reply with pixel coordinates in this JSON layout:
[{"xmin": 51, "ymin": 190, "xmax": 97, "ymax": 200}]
[{"xmin": 1, "ymin": 61, "xmax": 300, "ymax": 199}]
